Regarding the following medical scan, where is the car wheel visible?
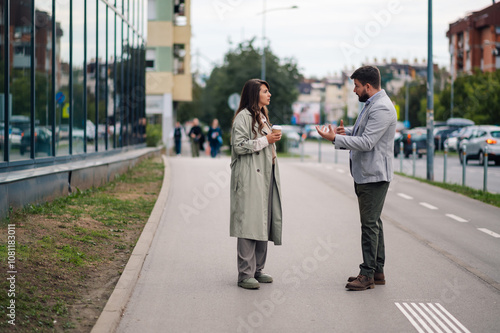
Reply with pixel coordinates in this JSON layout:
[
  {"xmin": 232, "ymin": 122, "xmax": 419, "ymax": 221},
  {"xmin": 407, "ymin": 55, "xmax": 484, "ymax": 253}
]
[
  {"xmin": 478, "ymin": 151, "xmax": 485, "ymax": 166},
  {"xmin": 418, "ymin": 154, "xmax": 423, "ymax": 159}
]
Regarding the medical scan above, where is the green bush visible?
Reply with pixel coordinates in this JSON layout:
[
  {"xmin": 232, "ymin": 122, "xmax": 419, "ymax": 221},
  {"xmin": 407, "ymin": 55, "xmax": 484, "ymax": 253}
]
[{"xmin": 146, "ymin": 124, "xmax": 162, "ymax": 147}]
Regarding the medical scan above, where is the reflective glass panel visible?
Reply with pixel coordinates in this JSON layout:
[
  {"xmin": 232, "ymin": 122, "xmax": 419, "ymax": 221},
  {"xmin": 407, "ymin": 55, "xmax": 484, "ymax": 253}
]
[
  {"xmin": 10, "ymin": 0, "xmax": 33, "ymax": 161},
  {"xmin": 55, "ymin": 0, "xmax": 70, "ymax": 156}
]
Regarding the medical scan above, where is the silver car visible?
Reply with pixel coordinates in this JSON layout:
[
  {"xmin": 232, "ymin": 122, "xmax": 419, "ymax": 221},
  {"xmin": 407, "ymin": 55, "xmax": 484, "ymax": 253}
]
[{"xmin": 459, "ymin": 125, "xmax": 500, "ymax": 165}]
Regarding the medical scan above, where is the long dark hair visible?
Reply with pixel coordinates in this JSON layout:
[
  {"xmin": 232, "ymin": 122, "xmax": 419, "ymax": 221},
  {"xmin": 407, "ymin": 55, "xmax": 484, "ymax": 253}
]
[{"xmin": 232, "ymin": 79, "xmax": 271, "ymax": 139}]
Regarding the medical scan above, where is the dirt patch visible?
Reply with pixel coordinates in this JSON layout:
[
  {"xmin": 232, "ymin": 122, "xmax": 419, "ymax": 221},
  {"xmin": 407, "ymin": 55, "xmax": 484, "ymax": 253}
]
[{"xmin": 0, "ymin": 156, "xmax": 164, "ymax": 332}]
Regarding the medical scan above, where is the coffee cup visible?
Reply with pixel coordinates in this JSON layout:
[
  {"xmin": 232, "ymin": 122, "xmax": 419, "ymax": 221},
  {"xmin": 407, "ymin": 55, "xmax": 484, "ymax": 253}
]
[{"xmin": 272, "ymin": 125, "xmax": 282, "ymax": 134}]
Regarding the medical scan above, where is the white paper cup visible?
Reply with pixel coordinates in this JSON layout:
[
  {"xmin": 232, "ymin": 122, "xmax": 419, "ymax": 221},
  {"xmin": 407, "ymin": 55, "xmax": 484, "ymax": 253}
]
[{"xmin": 272, "ymin": 125, "xmax": 282, "ymax": 133}]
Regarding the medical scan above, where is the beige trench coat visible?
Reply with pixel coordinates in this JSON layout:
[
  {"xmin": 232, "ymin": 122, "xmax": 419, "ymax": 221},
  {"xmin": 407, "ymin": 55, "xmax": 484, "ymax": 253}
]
[{"xmin": 230, "ymin": 109, "xmax": 283, "ymax": 245}]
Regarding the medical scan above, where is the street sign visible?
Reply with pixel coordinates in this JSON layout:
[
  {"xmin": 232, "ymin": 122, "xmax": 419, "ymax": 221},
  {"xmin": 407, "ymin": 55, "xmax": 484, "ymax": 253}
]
[
  {"xmin": 62, "ymin": 103, "xmax": 70, "ymax": 119},
  {"xmin": 228, "ymin": 93, "xmax": 240, "ymax": 112},
  {"xmin": 56, "ymin": 92, "xmax": 65, "ymax": 105}
]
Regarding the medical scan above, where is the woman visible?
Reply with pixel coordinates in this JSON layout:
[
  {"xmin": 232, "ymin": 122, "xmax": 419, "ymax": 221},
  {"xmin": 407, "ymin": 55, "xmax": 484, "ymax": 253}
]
[
  {"xmin": 207, "ymin": 119, "xmax": 223, "ymax": 158},
  {"xmin": 230, "ymin": 79, "xmax": 283, "ymax": 290}
]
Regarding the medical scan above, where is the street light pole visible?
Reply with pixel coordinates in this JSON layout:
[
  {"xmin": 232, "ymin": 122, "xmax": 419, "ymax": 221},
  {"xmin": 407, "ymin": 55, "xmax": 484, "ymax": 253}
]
[
  {"xmin": 426, "ymin": 0, "xmax": 434, "ymax": 181},
  {"xmin": 261, "ymin": 0, "xmax": 266, "ymax": 80},
  {"xmin": 259, "ymin": 1, "xmax": 298, "ymax": 81}
]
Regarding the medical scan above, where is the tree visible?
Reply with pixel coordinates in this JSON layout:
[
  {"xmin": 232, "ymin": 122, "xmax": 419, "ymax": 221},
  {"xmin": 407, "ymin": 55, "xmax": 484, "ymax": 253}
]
[
  {"xmin": 197, "ymin": 38, "xmax": 302, "ymax": 132},
  {"xmin": 438, "ymin": 70, "xmax": 500, "ymax": 125}
]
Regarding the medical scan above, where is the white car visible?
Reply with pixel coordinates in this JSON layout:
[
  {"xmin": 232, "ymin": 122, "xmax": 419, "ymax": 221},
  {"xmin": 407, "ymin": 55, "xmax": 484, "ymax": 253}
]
[
  {"xmin": 459, "ymin": 125, "xmax": 500, "ymax": 165},
  {"xmin": 444, "ymin": 136, "xmax": 458, "ymax": 152}
]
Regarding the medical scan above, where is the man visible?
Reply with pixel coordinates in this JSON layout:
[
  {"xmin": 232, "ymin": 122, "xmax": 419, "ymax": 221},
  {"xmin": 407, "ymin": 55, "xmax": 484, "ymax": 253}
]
[
  {"xmin": 188, "ymin": 118, "xmax": 203, "ymax": 157},
  {"xmin": 316, "ymin": 66, "xmax": 397, "ymax": 291}
]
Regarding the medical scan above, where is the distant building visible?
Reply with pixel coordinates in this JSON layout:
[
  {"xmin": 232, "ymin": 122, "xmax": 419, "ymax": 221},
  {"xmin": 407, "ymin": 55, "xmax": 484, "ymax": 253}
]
[
  {"xmin": 447, "ymin": 2, "xmax": 500, "ymax": 78},
  {"xmin": 146, "ymin": 0, "xmax": 192, "ymax": 148}
]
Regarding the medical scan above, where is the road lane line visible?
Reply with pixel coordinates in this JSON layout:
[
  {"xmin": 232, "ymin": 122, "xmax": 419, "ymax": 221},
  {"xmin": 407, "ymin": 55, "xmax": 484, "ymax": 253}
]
[
  {"xmin": 420, "ymin": 202, "xmax": 438, "ymax": 210},
  {"xmin": 435, "ymin": 303, "xmax": 471, "ymax": 333},
  {"xmin": 397, "ymin": 193, "xmax": 414, "ymax": 200},
  {"xmin": 395, "ymin": 303, "xmax": 426, "ymax": 333},
  {"xmin": 477, "ymin": 228, "xmax": 500, "ymax": 238},
  {"xmin": 445, "ymin": 214, "xmax": 468, "ymax": 223},
  {"xmin": 336, "ymin": 169, "xmax": 345, "ymax": 173}
]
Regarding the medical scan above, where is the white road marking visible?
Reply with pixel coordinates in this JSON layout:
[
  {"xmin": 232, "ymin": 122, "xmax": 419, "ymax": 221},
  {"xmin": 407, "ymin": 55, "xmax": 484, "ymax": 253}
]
[
  {"xmin": 445, "ymin": 214, "xmax": 468, "ymax": 223},
  {"xmin": 395, "ymin": 303, "xmax": 426, "ymax": 333},
  {"xmin": 397, "ymin": 193, "xmax": 414, "ymax": 200},
  {"xmin": 336, "ymin": 169, "xmax": 345, "ymax": 173},
  {"xmin": 325, "ymin": 166, "xmax": 333, "ymax": 170},
  {"xmin": 420, "ymin": 202, "xmax": 438, "ymax": 210},
  {"xmin": 477, "ymin": 228, "xmax": 500, "ymax": 238},
  {"xmin": 396, "ymin": 302, "xmax": 471, "ymax": 333}
]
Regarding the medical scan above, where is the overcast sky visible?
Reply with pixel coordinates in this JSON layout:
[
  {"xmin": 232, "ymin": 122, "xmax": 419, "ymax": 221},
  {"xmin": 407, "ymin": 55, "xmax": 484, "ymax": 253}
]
[{"xmin": 191, "ymin": 0, "xmax": 496, "ymax": 78}]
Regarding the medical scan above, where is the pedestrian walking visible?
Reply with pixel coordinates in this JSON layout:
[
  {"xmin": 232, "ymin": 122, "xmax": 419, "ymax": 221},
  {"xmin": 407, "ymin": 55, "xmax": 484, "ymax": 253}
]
[
  {"xmin": 208, "ymin": 119, "xmax": 223, "ymax": 158},
  {"xmin": 230, "ymin": 79, "xmax": 283, "ymax": 290},
  {"xmin": 188, "ymin": 118, "xmax": 203, "ymax": 157},
  {"xmin": 174, "ymin": 121, "xmax": 183, "ymax": 156},
  {"xmin": 316, "ymin": 66, "xmax": 397, "ymax": 291}
]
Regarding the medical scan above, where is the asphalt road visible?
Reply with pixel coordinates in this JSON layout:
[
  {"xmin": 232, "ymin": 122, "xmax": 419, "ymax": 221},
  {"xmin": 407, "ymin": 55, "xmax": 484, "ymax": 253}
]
[
  {"xmin": 292, "ymin": 140, "xmax": 500, "ymax": 194},
  {"xmin": 117, "ymin": 155, "xmax": 500, "ymax": 333}
]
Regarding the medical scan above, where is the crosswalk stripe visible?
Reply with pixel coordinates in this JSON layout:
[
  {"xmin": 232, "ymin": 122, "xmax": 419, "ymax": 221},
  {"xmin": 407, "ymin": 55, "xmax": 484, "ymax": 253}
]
[{"xmin": 395, "ymin": 302, "xmax": 470, "ymax": 333}]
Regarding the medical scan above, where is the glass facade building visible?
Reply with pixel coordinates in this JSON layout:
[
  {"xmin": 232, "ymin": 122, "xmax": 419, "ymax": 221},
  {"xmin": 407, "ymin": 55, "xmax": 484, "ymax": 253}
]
[{"xmin": 0, "ymin": 0, "xmax": 146, "ymax": 171}]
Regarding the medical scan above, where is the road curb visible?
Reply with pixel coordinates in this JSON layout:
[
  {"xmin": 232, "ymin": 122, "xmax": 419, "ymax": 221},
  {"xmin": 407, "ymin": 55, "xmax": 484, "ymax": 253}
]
[{"xmin": 91, "ymin": 155, "xmax": 171, "ymax": 333}]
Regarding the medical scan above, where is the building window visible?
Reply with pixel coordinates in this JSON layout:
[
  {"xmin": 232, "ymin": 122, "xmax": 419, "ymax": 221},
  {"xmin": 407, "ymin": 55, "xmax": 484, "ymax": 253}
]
[
  {"xmin": 148, "ymin": 0, "xmax": 156, "ymax": 20},
  {"xmin": 174, "ymin": 0, "xmax": 187, "ymax": 26},
  {"xmin": 146, "ymin": 49, "xmax": 156, "ymax": 71},
  {"xmin": 174, "ymin": 44, "xmax": 186, "ymax": 75}
]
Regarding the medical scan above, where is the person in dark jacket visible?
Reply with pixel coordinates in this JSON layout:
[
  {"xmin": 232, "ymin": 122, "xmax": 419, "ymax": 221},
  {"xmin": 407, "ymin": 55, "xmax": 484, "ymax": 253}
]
[
  {"xmin": 174, "ymin": 121, "xmax": 183, "ymax": 156},
  {"xmin": 207, "ymin": 118, "xmax": 223, "ymax": 158},
  {"xmin": 188, "ymin": 118, "xmax": 203, "ymax": 157}
]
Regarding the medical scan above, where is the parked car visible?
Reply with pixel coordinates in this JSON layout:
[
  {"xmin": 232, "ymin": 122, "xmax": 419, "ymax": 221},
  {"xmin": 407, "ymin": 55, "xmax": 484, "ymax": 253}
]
[
  {"xmin": 434, "ymin": 126, "xmax": 459, "ymax": 151},
  {"xmin": 459, "ymin": 125, "xmax": 500, "ymax": 165},
  {"xmin": 394, "ymin": 127, "xmax": 428, "ymax": 158},
  {"xmin": 453, "ymin": 125, "xmax": 479, "ymax": 152},
  {"xmin": 20, "ymin": 127, "xmax": 52, "ymax": 156},
  {"xmin": 444, "ymin": 134, "xmax": 459, "ymax": 152}
]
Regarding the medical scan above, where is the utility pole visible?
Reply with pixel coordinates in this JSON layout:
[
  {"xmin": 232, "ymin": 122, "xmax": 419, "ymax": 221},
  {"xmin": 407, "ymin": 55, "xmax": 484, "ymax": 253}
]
[{"xmin": 426, "ymin": 0, "xmax": 434, "ymax": 181}]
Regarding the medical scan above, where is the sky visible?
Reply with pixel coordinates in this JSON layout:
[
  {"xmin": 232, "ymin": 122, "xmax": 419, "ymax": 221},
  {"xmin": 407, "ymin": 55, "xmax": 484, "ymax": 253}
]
[{"xmin": 191, "ymin": 0, "xmax": 497, "ymax": 78}]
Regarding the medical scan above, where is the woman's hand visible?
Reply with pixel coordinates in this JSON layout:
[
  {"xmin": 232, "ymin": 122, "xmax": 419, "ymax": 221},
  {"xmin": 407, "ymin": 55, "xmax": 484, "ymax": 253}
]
[{"xmin": 266, "ymin": 132, "xmax": 282, "ymax": 144}]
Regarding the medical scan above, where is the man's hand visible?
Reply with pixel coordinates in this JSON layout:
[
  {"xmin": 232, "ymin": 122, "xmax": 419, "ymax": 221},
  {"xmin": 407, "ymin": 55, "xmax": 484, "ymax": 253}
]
[
  {"xmin": 336, "ymin": 120, "xmax": 345, "ymax": 135},
  {"xmin": 315, "ymin": 125, "xmax": 336, "ymax": 141},
  {"xmin": 266, "ymin": 132, "xmax": 282, "ymax": 144}
]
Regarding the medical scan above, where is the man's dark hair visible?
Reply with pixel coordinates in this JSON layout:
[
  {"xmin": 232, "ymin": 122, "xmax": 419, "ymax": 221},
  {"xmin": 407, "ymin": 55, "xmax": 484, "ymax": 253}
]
[{"xmin": 350, "ymin": 66, "xmax": 381, "ymax": 89}]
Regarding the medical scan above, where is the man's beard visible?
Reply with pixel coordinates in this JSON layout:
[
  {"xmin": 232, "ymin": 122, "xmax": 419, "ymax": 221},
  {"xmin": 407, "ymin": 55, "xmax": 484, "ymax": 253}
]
[{"xmin": 358, "ymin": 92, "xmax": 370, "ymax": 103}]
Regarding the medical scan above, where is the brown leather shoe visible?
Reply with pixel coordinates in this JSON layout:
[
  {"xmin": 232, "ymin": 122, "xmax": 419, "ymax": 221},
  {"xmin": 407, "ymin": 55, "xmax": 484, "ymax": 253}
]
[
  {"xmin": 345, "ymin": 275, "xmax": 375, "ymax": 291},
  {"xmin": 347, "ymin": 272, "xmax": 385, "ymax": 285}
]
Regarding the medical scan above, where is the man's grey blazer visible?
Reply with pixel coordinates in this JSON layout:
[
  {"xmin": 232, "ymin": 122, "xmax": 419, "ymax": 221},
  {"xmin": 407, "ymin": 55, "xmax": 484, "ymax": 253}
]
[{"xmin": 334, "ymin": 90, "xmax": 397, "ymax": 184}]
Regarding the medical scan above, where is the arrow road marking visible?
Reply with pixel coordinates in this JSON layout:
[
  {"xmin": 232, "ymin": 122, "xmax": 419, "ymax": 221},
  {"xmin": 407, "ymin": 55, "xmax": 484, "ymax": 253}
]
[
  {"xmin": 397, "ymin": 193, "xmax": 414, "ymax": 200},
  {"xmin": 420, "ymin": 202, "xmax": 438, "ymax": 210},
  {"xmin": 395, "ymin": 302, "xmax": 471, "ymax": 333},
  {"xmin": 445, "ymin": 214, "xmax": 468, "ymax": 223},
  {"xmin": 477, "ymin": 228, "xmax": 500, "ymax": 238}
]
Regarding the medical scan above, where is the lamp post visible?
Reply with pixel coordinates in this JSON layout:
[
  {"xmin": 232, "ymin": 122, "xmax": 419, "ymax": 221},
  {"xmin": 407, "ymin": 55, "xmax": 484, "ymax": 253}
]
[
  {"xmin": 426, "ymin": 0, "xmax": 434, "ymax": 181},
  {"xmin": 258, "ymin": 1, "xmax": 298, "ymax": 81}
]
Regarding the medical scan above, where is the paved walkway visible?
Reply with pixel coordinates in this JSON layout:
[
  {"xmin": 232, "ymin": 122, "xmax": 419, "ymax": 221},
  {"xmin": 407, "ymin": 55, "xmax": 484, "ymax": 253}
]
[{"xmin": 93, "ymin": 154, "xmax": 500, "ymax": 333}]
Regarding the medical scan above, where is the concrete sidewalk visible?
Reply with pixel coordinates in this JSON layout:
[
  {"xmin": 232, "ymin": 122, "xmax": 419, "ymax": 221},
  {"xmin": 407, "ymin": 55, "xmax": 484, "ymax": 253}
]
[{"xmin": 94, "ymin": 156, "xmax": 500, "ymax": 333}]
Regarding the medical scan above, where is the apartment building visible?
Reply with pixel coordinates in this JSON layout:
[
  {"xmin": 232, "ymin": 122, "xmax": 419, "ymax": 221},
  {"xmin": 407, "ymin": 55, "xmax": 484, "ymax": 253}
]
[{"xmin": 146, "ymin": 0, "xmax": 192, "ymax": 148}]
